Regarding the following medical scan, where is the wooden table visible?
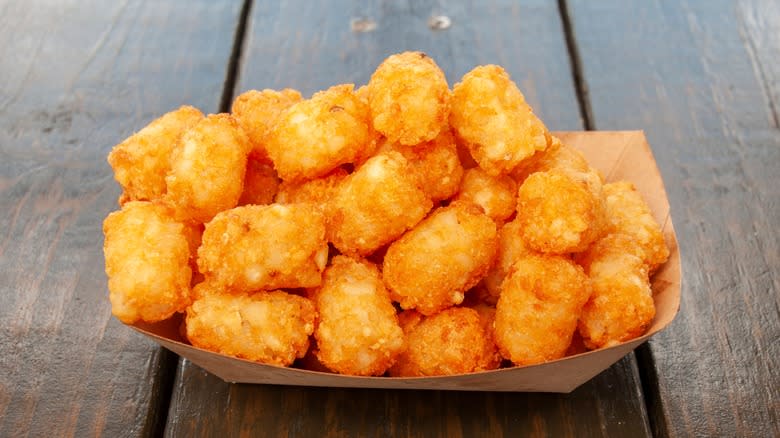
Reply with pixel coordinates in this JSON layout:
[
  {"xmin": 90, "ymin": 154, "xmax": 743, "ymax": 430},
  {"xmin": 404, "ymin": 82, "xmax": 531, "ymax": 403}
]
[{"xmin": 1, "ymin": 1, "xmax": 777, "ymax": 436}]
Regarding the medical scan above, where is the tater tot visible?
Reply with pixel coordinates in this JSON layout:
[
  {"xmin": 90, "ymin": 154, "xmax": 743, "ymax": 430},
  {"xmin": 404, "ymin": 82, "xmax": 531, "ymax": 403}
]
[
  {"xmin": 368, "ymin": 51, "xmax": 451, "ymax": 145},
  {"xmin": 466, "ymin": 302, "xmax": 502, "ymax": 371},
  {"xmin": 185, "ymin": 290, "xmax": 316, "ymax": 366},
  {"xmin": 481, "ymin": 218, "xmax": 534, "ymax": 304},
  {"xmin": 389, "ymin": 308, "xmax": 495, "ymax": 376},
  {"xmin": 231, "ymin": 88, "xmax": 303, "ymax": 163},
  {"xmin": 516, "ymin": 169, "xmax": 606, "ymax": 254},
  {"xmin": 604, "ymin": 181, "xmax": 669, "ymax": 272},
  {"xmin": 511, "ymin": 137, "xmax": 589, "ymax": 184},
  {"xmin": 103, "ymin": 201, "xmax": 192, "ymax": 324},
  {"xmin": 454, "ymin": 167, "xmax": 517, "ymax": 223},
  {"xmin": 328, "ymin": 151, "xmax": 432, "ymax": 256},
  {"xmin": 198, "ymin": 204, "xmax": 328, "ymax": 291},
  {"xmin": 494, "ymin": 254, "xmax": 591, "ymax": 366},
  {"xmin": 450, "ymin": 65, "xmax": 550, "ymax": 176},
  {"xmin": 164, "ymin": 114, "xmax": 251, "ymax": 223},
  {"xmin": 238, "ymin": 159, "xmax": 279, "ymax": 206},
  {"xmin": 311, "ymin": 256, "xmax": 404, "ymax": 376},
  {"xmin": 275, "ymin": 168, "xmax": 349, "ymax": 211},
  {"xmin": 383, "ymin": 202, "xmax": 498, "ymax": 315},
  {"xmin": 108, "ymin": 106, "xmax": 203, "ymax": 203},
  {"xmin": 575, "ymin": 234, "xmax": 655, "ymax": 349},
  {"xmin": 377, "ymin": 128, "xmax": 463, "ymax": 202},
  {"xmin": 265, "ymin": 84, "xmax": 373, "ymax": 182}
]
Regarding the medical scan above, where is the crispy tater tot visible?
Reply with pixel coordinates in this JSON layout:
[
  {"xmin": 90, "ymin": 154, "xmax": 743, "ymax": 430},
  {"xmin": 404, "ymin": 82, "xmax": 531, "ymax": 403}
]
[
  {"xmin": 108, "ymin": 106, "xmax": 203, "ymax": 203},
  {"xmin": 481, "ymin": 218, "xmax": 534, "ymax": 304},
  {"xmin": 575, "ymin": 234, "xmax": 655, "ymax": 349},
  {"xmin": 383, "ymin": 202, "xmax": 498, "ymax": 315},
  {"xmin": 275, "ymin": 168, "xmax": 349, "ymax": 210},
  {"xmin": 516, "ymin": 169, "xmax": 606, "ymax": 254},
  {"xmin": 103, "ymin": 201, "xmax": 192, "ymax": 324},
  {"xmin": 198, "ymin": 204, "xmax": 328, "ymax": 291},
  {"xmin": 466, "ymin": 302, "xmax": 502, "ymax": 370},
  {"xmin": 185, "ymin": 290, "xmax": 316, "ymax": 366},
  {"xmin": 238, "ymin": 159, "xmax": 279, "ymax": 206},
  {"xmin": 368, "ymin": 51, "xmax": 451, "ymax": 145},
  {"xmin": 511, "ymin": 136, "xmax": 589, "ymax": 183},
  {"xmin": 494, "ymin": 254, "xmax": 591, "ymax": 366},
  {"xmin": 389, "ymin": 308, "xmax": 495, "ymax": 376},
  {"xmin": 604, "ymin": 181, "xmax": 669, "ymax": 272},
  {"xmin": 328, "ymin": 151, "xmax": 432, "ymax": 256},
  {"xmin": 265, "ymin": 84, "xmax": 373, "ymax": 182},
  {"xmin": 377, "ymin": 128, "xmax": 463, "ymax": 202},
  {"xmin": 454, "ymin": 167, "xmax": 517, "ymax": 224},
  {"xmin": 311, "ymin": 256, "xmax": 404, "ymax": 376},
  {"xmin": 449, "ymin": 65, "xmax": 550, "ymax": 176},
  {"xmin": 164, "ymin": 114, "xmax": 251, "ymax": 223},
  {"xmin": 231, "ymin": 88, "xmax": 302, "ymax": 163}
]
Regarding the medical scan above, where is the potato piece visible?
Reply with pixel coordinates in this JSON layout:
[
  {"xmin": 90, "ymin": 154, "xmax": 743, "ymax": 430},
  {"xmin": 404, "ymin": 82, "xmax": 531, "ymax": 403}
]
[
  {"xmin": 466, "ymin": 302, "xmax": 502, "ymax": 371},
  {"xmin": 103, "ymin": 201, "xmax": 192, "ymax": 324},
  {"xmin": 185, "ymin": 290, "xmax": 315, "ymax": 366},
  {"xmin": 377, "ymin": 128, "xmax": 463, "ymax": 202},
  {"xmin": 368, "ymin": 51, "xmax": 451, "ymax": 145},
  {"xmin": 450, "ymin": 65, "xmax": 550, "ymax": 176},
  {"xmin": 511, "ymin": 136, "xmax": 589, "ymax": 183},
  {"xmin": 454, "ymin": 167, "xmax": 517, "ymax": 223},
  {"xmin": 604, "ymin": 181, "xmax": 669, "ymax": 272},
  {"xmin": 164, "ymin": 114, "xmax": 251, "ymax": 223},
  {"xmin": 516, "ymin": 169, "xmax": 607, "ymax": 254},
  {"xmin": 265, "ymin": 84, "xmax": 373, "ymax": 182},
  {"xmin": 494, "ymin": 254, "xmax": 591, "ymax": 365},
  {"xmin": 383, "ymin": 202, "xmax": 498, "ymax": 315},
  {"xmin": 198, "ymin": 204, "xmax": 328, "ymax": 291},
  {"xmin": 275, "ymin": 167, "xmax": 349, "ymax": 211},
  {"xmin": 575, "ymin": 234, "xmax": 655, "ymax": 349},
  {"xmin": 231, "ymin": 88, "xmax": 302, "ymax": 163},
  {"xmin": 480, "ymin": 218, "xmax": 534, "ymax": 304},
  {"xmin": 389, "ymin": 308, "xmax": 495, "ymax": 376},
  {"xmin": 108, "ymin": 106, "xmax": 203, "ymax": 203},
  {"xmin": 311, "ymin": 256, "xmax": 404, "ymax": 376},
  {"xmin": 328, "ymin": 151, "xmax": 432, "ymax": 256},
  {"xmin": 238, "ymin": 159, "xmax": 279, "ymax": 206}
]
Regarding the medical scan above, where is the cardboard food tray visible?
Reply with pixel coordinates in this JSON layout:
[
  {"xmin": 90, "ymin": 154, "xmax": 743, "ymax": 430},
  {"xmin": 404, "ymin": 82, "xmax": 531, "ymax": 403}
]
[{"xmin": 131, "ymin": 130, "xmax": 681, "ymax": 393}]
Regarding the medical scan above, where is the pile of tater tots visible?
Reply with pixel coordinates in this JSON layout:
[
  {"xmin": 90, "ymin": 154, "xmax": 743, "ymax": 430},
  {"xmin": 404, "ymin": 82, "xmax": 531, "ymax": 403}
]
[{"xmin": 104, "ymin": 52, "xmax": 669, "ymax": 376}]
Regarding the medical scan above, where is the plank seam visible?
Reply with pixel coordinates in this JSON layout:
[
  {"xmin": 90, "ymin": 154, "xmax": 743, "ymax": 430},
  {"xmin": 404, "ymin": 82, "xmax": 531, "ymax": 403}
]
[
  {"xmin": 557, "ymin": 0, "xmax": 595, "ymax": 130},
  {"xmin": 636, "ymin": 344, "xmax": 669, "ymax": 438},
  {"xmin": 219, "ymin": 0, "xmax": 255, "ymax": 112},
  {"xmin": 142, "ymin": 348, "xmax": 180, "ymax": 438}
]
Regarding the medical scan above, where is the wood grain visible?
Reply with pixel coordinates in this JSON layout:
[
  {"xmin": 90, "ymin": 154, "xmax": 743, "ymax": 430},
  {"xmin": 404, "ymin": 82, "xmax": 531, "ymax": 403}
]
[
  {"xmin": 165, "ymin": 1, "xmax": 652, "ymax": 436},
  {"xmin": 567, "ymin": 0, "xmax": 780, "ymax": 436},
  {"xmin": 0, "ymin": 0, "xmax": 242, "ymax": 436}
]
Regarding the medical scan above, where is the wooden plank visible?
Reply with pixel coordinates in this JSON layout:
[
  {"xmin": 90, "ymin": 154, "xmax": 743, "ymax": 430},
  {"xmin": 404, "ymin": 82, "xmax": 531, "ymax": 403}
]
[
  {"xmin": 164, "ymin": 1, "xmax": 652, "ymax": 436},
  {"xmin": 0, "ymin": 0, "xmax": 242, "ymax": 436},
  {"xmin": 567, "ymin": 1, "xmax": 780, "ymax": 436}
]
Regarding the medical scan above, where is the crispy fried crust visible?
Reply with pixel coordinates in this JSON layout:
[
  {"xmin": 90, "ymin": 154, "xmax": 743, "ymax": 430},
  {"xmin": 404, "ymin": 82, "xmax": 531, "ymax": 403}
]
[
  {"xmin": 275, "ymin": 167, "xmax": 348, "ymax": 211},
  {"xmin": 481, "ymin": 218, "xmax": 535, "ymax": 304},
  {"xmin": 389, "ymin": 308, "xmax": 496, "ymax": 376},
  {"xmin": 383, "ymin": 202, "xmax": 498, "ymax": 315},
  {"xmin": 312, "ymin": 256, "xmax": 404, "ymax": 376},
  {"xmin": 231, "ymin": 88, "xmax": 302, "ymax": 163},
  {"xmin": 198, "ymin": 204, "xmax": 328, "ymax": 291},
  {"xmin": 604, "ymin": 181, "xmax": 670, "ymax": 272},
  {"xmin": 575, "ymin": 234, "xmax": 655, "ymax": 349},
  {"xmin": 328, "ymin": 152, "xmax": 432, "ymax": 256},
  {"xmin": 238, "ymin": 159, "xmax": 279, "ymax": 206},
  {"xmin": 265, "ymin": 84, "xmax": 373, "ymax": 181},
  {"xmin": 108, "ymin": 106, "xmax": 203, "ymax": 203},
  {"xmin": 454, "ymin": 167, "xmax": 517, "ymax": 224},
  {"xmin": 368, "ymin": 51, "xmax": 451, "ymax": 145},
  {"xmin": 164, "ymin": 114, "xmax": 251, "ymax": 223},
  {"xmin": 450, "ymin": 65, "xmax": 550, "ymax": 176},
  {"xmin": 185, "ymin": 290, "xmax": 316, "ymax": 366},
  {"xmin": 494, "ymin": 254, "xmax": 591, "ymax": 365},
  {"xmin": 103, "ymin": 201, "xmax": 192, "ymax": 324}
]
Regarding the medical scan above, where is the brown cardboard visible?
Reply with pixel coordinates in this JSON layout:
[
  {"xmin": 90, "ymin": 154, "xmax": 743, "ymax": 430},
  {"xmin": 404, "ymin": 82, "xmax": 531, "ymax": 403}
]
[{"xmin": 130, "ymin": 131, "xmax": 680, "ymax": 393}]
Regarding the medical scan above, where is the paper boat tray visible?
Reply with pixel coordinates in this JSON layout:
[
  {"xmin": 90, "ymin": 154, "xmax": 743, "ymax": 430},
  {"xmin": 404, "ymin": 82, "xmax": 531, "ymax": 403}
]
[{"xmin": 131, "ymin": 131, "xmax": 681, "ymax": 393}]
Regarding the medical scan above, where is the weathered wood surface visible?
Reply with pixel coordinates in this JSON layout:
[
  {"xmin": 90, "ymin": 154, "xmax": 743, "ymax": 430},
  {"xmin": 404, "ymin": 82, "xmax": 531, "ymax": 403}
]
[
  {"xmin": 163, "ymin": 1, "xmax": 653, "ymax": 436},
  {"xmin": 568, "ymin": 0, "xmax": 780, "ymax": 436},
  {"xmin": 0, "ymin": 0, "xmax": 242, "ymax": 436}
]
